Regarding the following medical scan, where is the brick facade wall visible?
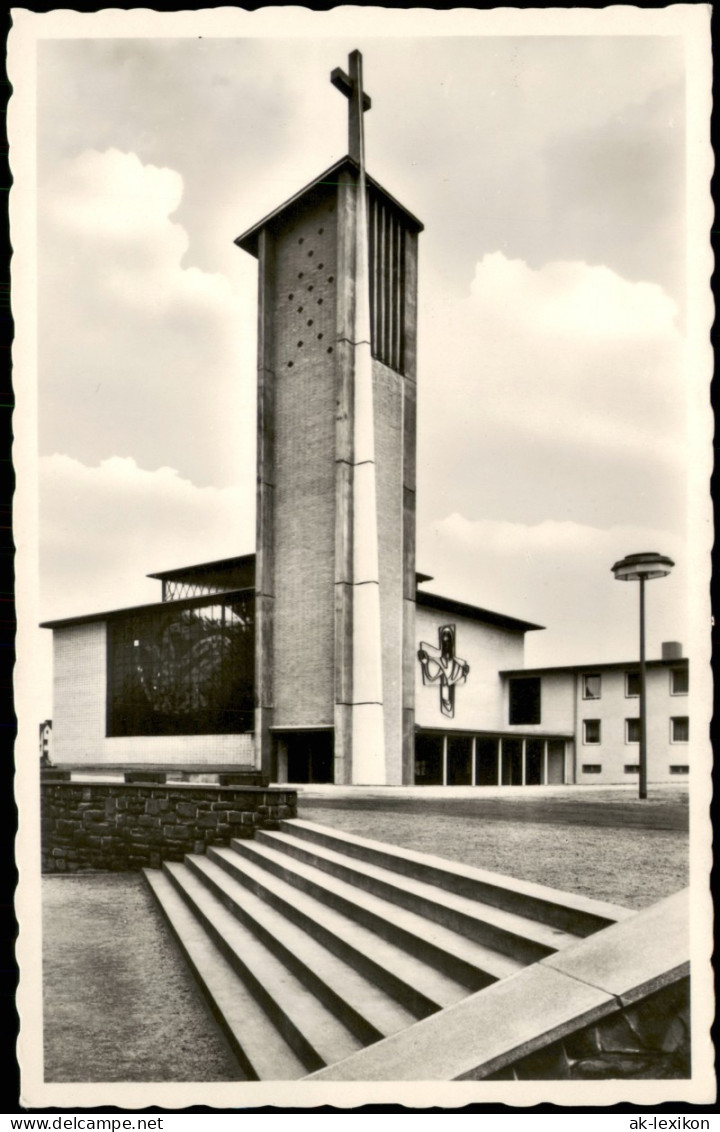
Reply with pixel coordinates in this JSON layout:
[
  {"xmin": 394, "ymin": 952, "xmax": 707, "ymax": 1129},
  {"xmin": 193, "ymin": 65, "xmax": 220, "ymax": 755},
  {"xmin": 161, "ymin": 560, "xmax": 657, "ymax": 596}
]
[
  {"xmin": 271, "ymin": 195, "xmax": 338, "ymax": 728},
  {"xmin": 53, "ymin": 622, "xmax": 106, "ymax": 764},
  {"xmin": 252, "ymin": 170, "xmax": 418, "ymax": 782},
  {"xmin": 41, "ymin": 781, "xmax": 297, "ymax": 873}
]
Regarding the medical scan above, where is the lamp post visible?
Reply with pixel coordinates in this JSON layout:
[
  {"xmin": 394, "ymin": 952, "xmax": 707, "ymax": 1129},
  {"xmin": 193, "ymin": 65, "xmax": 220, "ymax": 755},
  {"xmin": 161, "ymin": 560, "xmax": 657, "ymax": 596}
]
[{"xmin": 611, "ymin": 552, "xmax": 674, "ymax": 799}]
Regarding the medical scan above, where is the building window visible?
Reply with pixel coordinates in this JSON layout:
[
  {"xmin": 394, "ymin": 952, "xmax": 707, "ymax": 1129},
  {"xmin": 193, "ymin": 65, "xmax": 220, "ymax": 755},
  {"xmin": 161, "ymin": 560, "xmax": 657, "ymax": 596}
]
[
  {"xmin": 670, "ymin": 667, "xmax": 689, "ymax": 695},
  {"xmin": 582, "ymin": 764, "xmax": 602, "ymax": 774},
  {"xmin": 582, "ymin": 674, "xmax": 601, "ymax": 700},
  {"xmin": 671, "ymin": 717, "xmax": 689, "ymax": 743},
  {"xmin": 625, "ymin": 718, "xmax": 641, "ymax": 744},
  {"xmin": 583, "ymin": 719, "xmax": 601, "ymax": 744},
  {"xmin": 107, "ymin": 594, "xmax": 255, "ymax": 737},
  {"xmin": 508, "ymin": 677, "xmax": 541, "ymax": 725},
  {"xmin": 625, "ymin": 671, "xmax": 640, "ymax": 698},
  {"xmin": 624, "ymin": 764, "xmax": 640, "ymax": 774},
  {"xmin": 669, "ymin": 765, "xmax": 689, "ymax": 775}
]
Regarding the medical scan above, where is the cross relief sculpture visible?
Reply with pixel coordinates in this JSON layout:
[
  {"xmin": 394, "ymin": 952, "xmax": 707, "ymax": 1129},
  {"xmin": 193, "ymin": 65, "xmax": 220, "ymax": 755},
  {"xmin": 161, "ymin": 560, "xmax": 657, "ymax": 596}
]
[{"xmin": 418, "ymin": 625, "xmax": 470, "ymax": 719}]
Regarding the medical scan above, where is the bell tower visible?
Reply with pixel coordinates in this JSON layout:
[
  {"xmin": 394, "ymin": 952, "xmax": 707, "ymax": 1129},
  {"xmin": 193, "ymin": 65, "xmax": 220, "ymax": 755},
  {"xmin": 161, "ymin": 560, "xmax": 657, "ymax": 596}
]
[{"xmin": 236, "ymin": 50, "xmax": 422, "ymax": 784}]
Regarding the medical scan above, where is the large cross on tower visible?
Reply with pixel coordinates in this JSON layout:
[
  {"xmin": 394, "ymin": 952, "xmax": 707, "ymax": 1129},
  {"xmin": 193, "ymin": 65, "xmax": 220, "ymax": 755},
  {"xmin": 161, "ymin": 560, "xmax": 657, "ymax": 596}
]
[
  {"xmin": 331, "ymin": 49, "xmax": 372, "ymax": 167},
  {"xmin": 331, "ymin": 49, "xmax": 385, "ymax": 783}
]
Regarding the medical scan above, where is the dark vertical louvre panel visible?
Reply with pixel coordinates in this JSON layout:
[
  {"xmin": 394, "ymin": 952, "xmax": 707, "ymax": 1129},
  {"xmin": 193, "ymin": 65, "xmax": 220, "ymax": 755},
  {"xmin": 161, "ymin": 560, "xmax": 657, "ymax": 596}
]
[
  {"xmin": 369, "ymin": 194, "xmax": 378, "ymax": 344},
  {"xmin": 379, "ymin": 201, "xmax": 388, "ymax": 362},
  {"xmin": 386, "ymin": 207, "xmax": 394, "ymax": 365},
  {"xmin": 394, "ymin": 223, "xmax": 405, "ymax": 372},
  {"xmin": 367, "ymin": 188, "xmax": 406, "ymax": 374},
  {"xmin": 391, "ymin": 210, "xmax": 398, "ymax": 369},
  {"xmin": 392, "ymin": 210, "xmax": 398, "ymax": 367}
]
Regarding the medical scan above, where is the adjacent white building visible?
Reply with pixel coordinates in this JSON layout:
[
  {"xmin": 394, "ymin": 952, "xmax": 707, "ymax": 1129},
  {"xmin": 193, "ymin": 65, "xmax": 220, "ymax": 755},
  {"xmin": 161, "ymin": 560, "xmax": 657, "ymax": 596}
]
[{"xmin": 499, "ymin": 641, "xmax": 689, "ymax": 786}]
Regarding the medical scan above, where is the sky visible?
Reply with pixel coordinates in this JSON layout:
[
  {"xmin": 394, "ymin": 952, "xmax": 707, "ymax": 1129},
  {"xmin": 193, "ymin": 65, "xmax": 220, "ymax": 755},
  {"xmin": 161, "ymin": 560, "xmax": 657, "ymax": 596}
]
[{"xmin": 19, "ymin": 9, "xmax": 711, "ymax": 716}]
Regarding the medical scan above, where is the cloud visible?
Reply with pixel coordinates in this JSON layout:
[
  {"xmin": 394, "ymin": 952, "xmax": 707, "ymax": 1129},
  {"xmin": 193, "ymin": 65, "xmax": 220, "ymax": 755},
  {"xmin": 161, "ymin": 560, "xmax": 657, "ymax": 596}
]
[
  {"xmin": 39, "ymin": 148, "xmax": 258, "ymax": 489},
  {"xmin": 418, "ymin": 252, "xmax": 686, "ymax": 532},
  {"xmin": 419, "ymin": 512, "xmax": 688, "ymax": 668},
  {"xmin": 45, "ymin": 148, "xmax": 184, "ymax": 240},
  {"xmin": 37, "ymin": 39, "xmax": 344, "ymax": 281},
  {"xmin": 36, "ymin": 37, "xmax": 687, "ymax": 308},
  {"xmin": 469, "ymin": 253, "xmax": 678, "ymax": 340},
  {"xmin": 39, "ymin": 454, "xmax": 255, "ymax": 622}
]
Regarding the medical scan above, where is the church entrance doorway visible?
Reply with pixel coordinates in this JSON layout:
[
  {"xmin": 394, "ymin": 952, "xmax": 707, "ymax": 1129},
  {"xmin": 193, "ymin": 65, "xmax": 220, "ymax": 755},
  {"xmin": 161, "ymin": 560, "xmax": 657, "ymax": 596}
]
[{"xmin": 274, "ymin": 730, "xmax": 334, "ymax": 784}]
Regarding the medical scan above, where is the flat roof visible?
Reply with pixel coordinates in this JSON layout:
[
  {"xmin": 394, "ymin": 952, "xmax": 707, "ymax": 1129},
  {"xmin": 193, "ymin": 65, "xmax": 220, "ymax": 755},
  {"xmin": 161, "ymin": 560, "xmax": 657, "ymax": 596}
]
[
  {"xmin": 235, "ymin": 156, "xmax": 424, "ymax": 257},
  {"xmin": 500, "ymin": 657, "xmax": 689, "ymax": 677},
  {"xmin": 147, "ymin": 553, "xmax": 255, "ymax": 583},
  {"xmin": 40, "ymin": 588, "xmax": 254, "ymax": 630},
  {"xmin": 43, "ymin": 551, "xmax": 542, "ymax": 636},
  {"xmin": 150, "ymin": 553, "xmax": 436, "ymax": 590},
  {"xmin": 417, "ymin": 590, "xmax": 544, "ymax": 633}
]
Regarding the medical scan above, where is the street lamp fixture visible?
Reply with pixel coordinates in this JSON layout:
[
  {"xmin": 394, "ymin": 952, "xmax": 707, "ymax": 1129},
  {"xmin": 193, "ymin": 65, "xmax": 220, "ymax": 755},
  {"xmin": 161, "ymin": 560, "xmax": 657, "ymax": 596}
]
[{"xmin": 611, "ymin": 552, "xmax": 674, "ymax": 799}]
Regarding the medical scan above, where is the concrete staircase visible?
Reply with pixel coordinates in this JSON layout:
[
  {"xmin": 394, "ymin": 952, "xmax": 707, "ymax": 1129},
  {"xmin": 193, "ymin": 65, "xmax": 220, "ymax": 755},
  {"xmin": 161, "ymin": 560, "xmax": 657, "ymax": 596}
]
[{"xmin": 143, "ymin": 818, "xmax": 632, "ymax": 1081}]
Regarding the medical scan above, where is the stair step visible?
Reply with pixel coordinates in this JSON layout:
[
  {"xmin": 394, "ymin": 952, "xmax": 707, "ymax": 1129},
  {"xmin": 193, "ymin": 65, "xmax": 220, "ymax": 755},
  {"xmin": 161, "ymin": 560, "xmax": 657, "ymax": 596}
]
[
  {"xmin": 208, "ymin": 844, "xmax": 473, "ymax": 1015},
  {"xmin": 226, "ymin": 838, "xmax": 526, "ymax": 988},
  {"xmin": 281, "ymin": 819, "xmax": 632, "ymax": 936},
  {"xmin": 255, "ymin": 828, "xmax": 578, "ymax": 963},
  {"xmin": 142, "ymin": 818, "xmax": 637, "ymax": 1083},
  {"xmin": 163, "ymin": 861, "xmax": 364, "ymax": 1072},
  {"xmin": 142, "ymin": 868, "xmax": 307, "ymax": 1081},
  {"xmin": 185, "ymin": 853, "xmax": 418, "ymax": 1042}
]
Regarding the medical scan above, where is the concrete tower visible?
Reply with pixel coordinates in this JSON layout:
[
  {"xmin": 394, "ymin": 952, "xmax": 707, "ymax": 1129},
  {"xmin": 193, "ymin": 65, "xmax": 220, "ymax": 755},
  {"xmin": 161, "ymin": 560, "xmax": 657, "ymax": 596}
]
[{"xmin": 236, "ymin": 51, "xmax": 422, "ymax": 785}]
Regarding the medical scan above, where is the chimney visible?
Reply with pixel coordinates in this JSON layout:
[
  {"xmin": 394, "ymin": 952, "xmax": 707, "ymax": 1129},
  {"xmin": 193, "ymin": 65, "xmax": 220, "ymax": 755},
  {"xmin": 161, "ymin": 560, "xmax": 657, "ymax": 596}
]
[{"xmin": 661, "ymin": 641, "xmax": 683, "ymax": 660}]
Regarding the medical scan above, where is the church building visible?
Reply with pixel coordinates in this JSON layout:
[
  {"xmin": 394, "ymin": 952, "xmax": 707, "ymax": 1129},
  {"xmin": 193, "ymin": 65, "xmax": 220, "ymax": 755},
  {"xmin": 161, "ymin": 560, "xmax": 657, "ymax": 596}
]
[{"xmin": 41, "ymin": 53, "xmax": 688, "ymax": 788}]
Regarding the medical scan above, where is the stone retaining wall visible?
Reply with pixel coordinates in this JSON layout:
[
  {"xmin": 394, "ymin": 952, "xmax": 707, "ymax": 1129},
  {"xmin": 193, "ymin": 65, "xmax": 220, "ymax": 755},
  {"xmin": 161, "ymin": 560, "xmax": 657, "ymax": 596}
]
[
  {"xmin": 41, "ymin": 781, "xmax": 297, "ymax": 873},
  {"xmin": 487, "ymin": 977, "xmax": 690, "ymax": 1080}
]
